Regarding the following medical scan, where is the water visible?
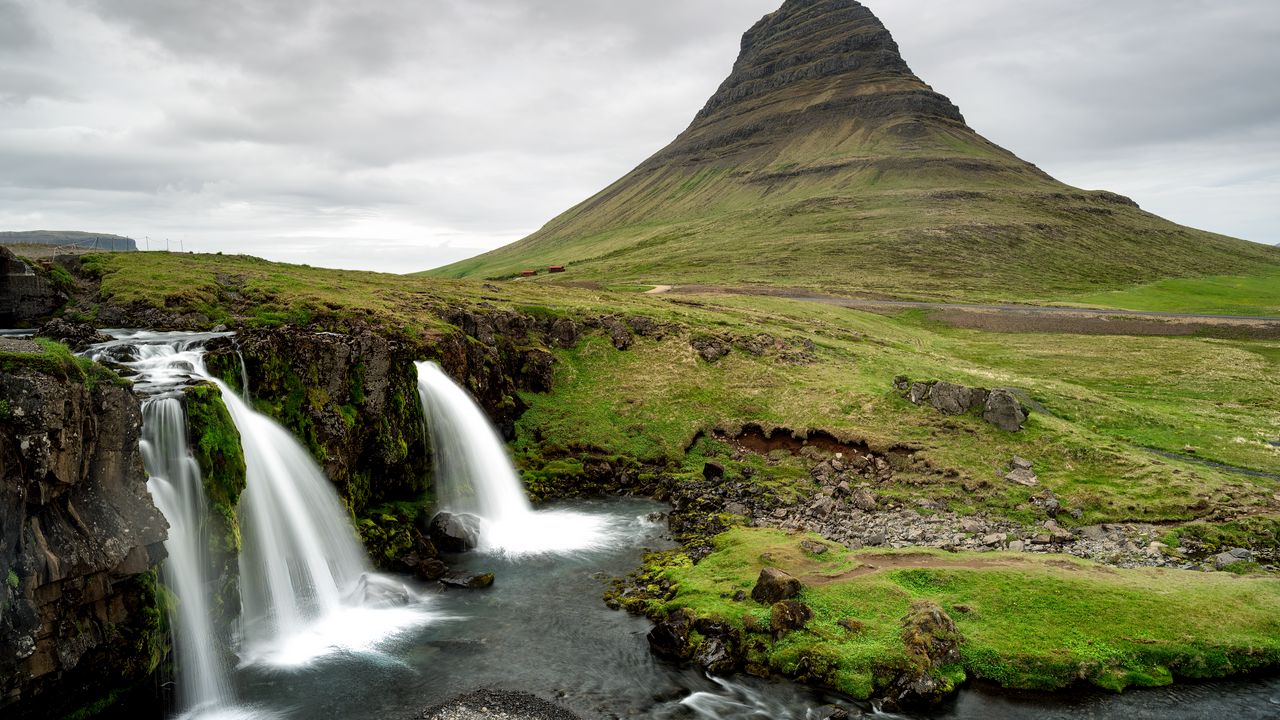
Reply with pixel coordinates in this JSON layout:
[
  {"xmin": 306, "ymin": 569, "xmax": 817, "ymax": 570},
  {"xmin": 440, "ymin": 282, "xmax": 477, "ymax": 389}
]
[
  {"xmin": 140, "ymin": 397, "xmax": 235, "ymax": 717},
  {"xmin": 415, "ymin": 361, "xmax": 614, "ymax": 556},
  {"xmin": 94, "ymin": 332, "xmax": 436, "ymax": 718}
]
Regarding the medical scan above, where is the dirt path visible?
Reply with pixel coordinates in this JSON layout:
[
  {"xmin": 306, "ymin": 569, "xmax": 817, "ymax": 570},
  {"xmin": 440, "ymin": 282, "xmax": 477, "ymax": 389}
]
[
  {"xmin": 654, "ymin": 285, "xmax": 1280, "ymax": 338},
  {"xmin": 644, "ymin": 285, "xmax": 674, "ymax": 295}
]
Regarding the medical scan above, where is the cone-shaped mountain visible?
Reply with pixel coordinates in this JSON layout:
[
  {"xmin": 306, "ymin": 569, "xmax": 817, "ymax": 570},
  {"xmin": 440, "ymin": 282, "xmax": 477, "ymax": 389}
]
[{"xmin": 431, "ymin": 0, "xmax": 1280, "ymax": 301}]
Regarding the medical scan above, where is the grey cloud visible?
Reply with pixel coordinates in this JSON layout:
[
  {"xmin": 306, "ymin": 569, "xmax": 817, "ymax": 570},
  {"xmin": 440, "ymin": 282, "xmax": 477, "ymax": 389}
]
[{"xmin": 0, "ymin": 0, "xmax": 1275, "ymax": 269}]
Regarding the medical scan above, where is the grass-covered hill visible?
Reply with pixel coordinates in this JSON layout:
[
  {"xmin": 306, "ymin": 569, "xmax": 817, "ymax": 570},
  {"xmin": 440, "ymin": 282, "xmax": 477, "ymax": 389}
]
[
  {"xmin": 0, "ymin": 230, "xmax": 137, "ymax": 252},
  {"xmin": 428, "ymin": 0, "xmax": 1280, "ymax": 302}
]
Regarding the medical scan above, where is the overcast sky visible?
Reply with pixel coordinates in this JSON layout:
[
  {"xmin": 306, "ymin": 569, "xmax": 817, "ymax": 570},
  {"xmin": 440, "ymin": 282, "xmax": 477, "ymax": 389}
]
[{"xmin": 1, "ymin": 0, "xmax": 1276, "ymax": 272}]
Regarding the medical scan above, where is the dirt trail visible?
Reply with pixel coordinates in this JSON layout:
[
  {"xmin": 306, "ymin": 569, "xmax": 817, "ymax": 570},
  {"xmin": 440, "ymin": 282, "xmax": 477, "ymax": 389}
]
[{"xmin": 653, "ymin": 285, "xmax": 1280, "ymax": 338}]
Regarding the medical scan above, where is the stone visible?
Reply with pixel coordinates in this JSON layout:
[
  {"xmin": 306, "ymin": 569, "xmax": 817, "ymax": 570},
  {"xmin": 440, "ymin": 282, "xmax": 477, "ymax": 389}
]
[
  {"xmin": 811, "ymin": 496, "xmax": 836, "ymax": 518},
  {"xmin": 1008, "ymin": 540, "xmax": 1026, "ymax": 552},
  {"xmin": 814, "ymin": 706, "xmax": 851, "ymax": 720},
  {"xmin": 1043, "ymin": 498, "xmax": 1061, "ymax": 518},
  {"xmin": 440, "ymin": 572, "xmax": 494, "ymax": 590},
  {"xmin": 751, "ymin": 567, "xmax": 802, "ymax": 605},
  {"xmin": 983, "ymin": 389, "xmax": 1029, "ymax": 432},
  {"xmin": 851, "ymin": 487, "xmax": 878, "ymax": 512},
  {"xmin": 770, "ymin": 600, "xmax": 813, "ymax": 634},
  {"xmin": 799, "ymin": 539, "xmax": 829, "ymax": 555},
  {"xmin": 694, "ymin": 636, "xmax": 736, "ymax": 674},
  {"xmin": 982, "ymin": 533, "xmax": 1005, "ymax": 547},
  {"xmin": 549, "ymin": 318, "xmax": 580, "ymax": 348},
  {"xmin": 886, "ymin": 600, "xmax": 963, "ymax": 706},
  {"xmin": 1010, "ymin": 456, "xmax": 1034, "ymax": 471},
  {"xmin": 34, "ymin": 318, "xmax": 112, "ymax": 352},
  {"xmin": 908, "ymin": 382, "xmax": 933, "ymax": 405},
  {"xmin": 929, "ymin": 382, "xmax": 974, "ymax": 416},
  {"xmin": 647, "ymin": 608, "xmax": 696, "ymax": 660},
  {"xmin": 724, "ymin": 501, "xmax": 750, "ymax": 517},
  {"xmin": 1005, "ymin": 468, "xmax": 1039, "ymax": 487},
  {"xmin": 427, "ymin": 512, "xmax": 482, "ymax": 553},
  {"xmin": 893, "ymin": 375, "xmax": 912, "ymax": 393}
]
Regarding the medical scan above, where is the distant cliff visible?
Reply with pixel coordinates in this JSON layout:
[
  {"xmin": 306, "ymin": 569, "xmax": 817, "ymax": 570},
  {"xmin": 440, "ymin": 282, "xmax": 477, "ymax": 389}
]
[{"xmin": 0, "ymin": 231, "xmax": 137, "ymax": 252}]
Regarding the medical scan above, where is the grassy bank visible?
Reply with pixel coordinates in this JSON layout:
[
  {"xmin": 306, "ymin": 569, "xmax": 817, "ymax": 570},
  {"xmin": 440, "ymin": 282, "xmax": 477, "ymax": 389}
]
[{"xmin": 643, "ymin": 527, "xmax": 1280, "ymax": 698}]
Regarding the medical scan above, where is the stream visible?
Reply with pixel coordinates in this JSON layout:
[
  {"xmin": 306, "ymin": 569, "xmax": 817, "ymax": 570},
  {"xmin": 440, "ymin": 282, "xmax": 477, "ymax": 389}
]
[{"xmin": 217, "ymin": 498, "xmax": 1280, "ymax": 720}]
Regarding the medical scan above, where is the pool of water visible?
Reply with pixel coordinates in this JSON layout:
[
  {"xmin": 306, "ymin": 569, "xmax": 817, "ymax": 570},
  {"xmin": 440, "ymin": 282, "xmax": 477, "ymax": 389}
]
[{"xmin": 215, "ymin": 498, "xmax": 1280, "ymax": 720}]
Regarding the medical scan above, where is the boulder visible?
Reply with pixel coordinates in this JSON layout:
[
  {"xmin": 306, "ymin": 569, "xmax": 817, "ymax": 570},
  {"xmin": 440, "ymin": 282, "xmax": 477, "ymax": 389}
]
[
  {"xmin": 770, "ymin": 600, "xmax": 813, "ymax": 634},
  {"xmin": 751, "ymin": 568, "xmax": 802, "ymax": 605},
  {"xmin": 647, "ymin": 608, "xmax": 696, "ymax": 660},
  {"xmin": 908, "ymin": 382, "xmax": 933, "ymax": 405},
  {"xmin": 549, "ymin": 318, "xmax": 580, "ymax": 348},
  {"xmin": 1010, "ymin": 456, "xmax": 1034, "ymax": 471},
  {"xmin": 983, "ymin": 390, "xmax": 1028, "ymax": 432},
  {"xmin": 1005, "ymin": 468, "xmax": 1039, "ymax": 487},
  {"xmin": 885, "ymin": 600, "xmax": 964, "ymax": 707},
  {"xmin": 799, "ymin": 539, "xmax": 829, "ymax": 556},
  {"xmin": 35, "ymin": 318, "xmax": 112, "ymax": 352},
  {"xmin": 427, "ymin": 512, "xmax": 482, "ymax": 553},
  {"xmin": 440, "ymin": 572, "xmax": 495, "ymax": 590},
  {"xmin": 929, "ymin": 382, "xmax": 974, "ymax": 416},
  {"xmin": 851, "ymin": 487, "xmax": 878, "ymax": 511},
  {"xmin": 693, "ymin": 636, "xmax": 736, "ymax": 674}
]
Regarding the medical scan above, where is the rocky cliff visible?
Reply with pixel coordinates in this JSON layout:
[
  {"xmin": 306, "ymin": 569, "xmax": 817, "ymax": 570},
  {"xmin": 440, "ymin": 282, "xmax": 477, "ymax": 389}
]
[{"xmin": 0, "ymin": 339, "xmax": 169, "ymax": 719}]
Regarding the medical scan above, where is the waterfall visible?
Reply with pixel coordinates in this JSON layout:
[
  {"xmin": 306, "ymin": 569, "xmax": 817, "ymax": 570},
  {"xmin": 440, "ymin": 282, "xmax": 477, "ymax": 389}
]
[
  {"xmin": 415, "ymin": 361, "xmax": 615, "ymax": 556},
  {"xmin": 92, "ymin": 331, "xmax": 434, "ymax": 717},
  {"xmin": 140, "ymin": 397, "xmax": 234, "ymax": 717},
  {"xmin": 218, "ymin": 379, "xmax": 368, "ymax": 648}
]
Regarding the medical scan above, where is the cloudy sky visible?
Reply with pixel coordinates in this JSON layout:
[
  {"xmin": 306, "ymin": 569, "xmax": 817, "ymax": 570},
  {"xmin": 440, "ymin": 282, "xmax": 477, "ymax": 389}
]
[{"xmin": 1, "ymin": 0, "xmax": 1276, "ymax": 273}]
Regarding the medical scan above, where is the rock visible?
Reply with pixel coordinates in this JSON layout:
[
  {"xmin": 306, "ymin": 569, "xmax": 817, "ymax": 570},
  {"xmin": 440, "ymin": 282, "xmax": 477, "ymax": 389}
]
[
  {"xmin": 908, "ymin": 382, "xmax": 933, "ymax": 405},
  {"xmin": 34, "ymin": 318, "xmax": 112, "ymax": 351},
  {"xmin": 1213, "ymin": 548, "xmax": 1253, "ymax": 569},
  {"xmin": 694, "ymin": 636, "xmax": 736, "ymax": 674},
  {"xmin": 983, "ymin": 389, "xmax": 1029, "ymax": 432},
  {"xmin": 1005, "ymin": 468, "xmax": 1039, "ymax": 487},
  {"xmin": 799, "ymin": 539, "xmax": 829, "ymax": 556},
  {"xmin": 811, "ymin": 496, "xmax": 836, "ymax": 518},
  {"xmin": 724, "ymin": 501, "xmax": 750, "ymax": 517},
  {"xmin": 751, "ymin": 567, "xmax": 802, "ymax": 605},
  {"xmin": 813, "ymin": 706, "xmax": 851, "ymax": 720},
  {"xmin": 1008, "ymin": 540, "xmax": 1026, "ymax": 552},
  {"xmin": 1043, "ymin": 498, "xmax": 1061, "ymax": 518},
  {"xmin": 893, "ymin": 375, "xmax": 911, "ymax": 393},
  {"xmin": 929, "ymin": 382, "xmax": 975, "ymax": 416},
  {"xmin": 427, "ymin": 512, "xmax": 482, "ymax": 553},
  {"xmin": 691, "ymin": 334, "xmax": 731, "ymax": 363},
  {"xmin": 982, "ymin": 533, "xmax": 1005, "ymax": 547},
  {"xmin": 0, "ymin": 246, "xmax": 66, "ymax": 325},
  {"xmin": 0, "ymin": 349, "xmax": 169, "ymax": 717},
  {"xmin": 416, "ymin": 558, "xmax": 448, "ymax": 580},
  {"xmin": 885, "ymin": 600, "xmax": 963, "ymax": 707},
  {"xmin": 702, "ymin": 460, "xmax": 725, "ymax": 481},
  {"xmin": 851, "ymin": 487, "xmax": 878, "ymax": 511},
  {"xmin": 597, "ymin": 316, "xmax": 633, "ymax": 350},
  {"xmin": 866, "ymin": 531, "xmax": 887, "ymax": 547},
  {"xmin": 647, "ymin": 608, "xmax": 696, "ymax": 660},
  {"xmin": 770, "ymin": 600, "xmax": 813, "ymax": 634},
  {"xmin": 1010, "ymin": 456, "xmax": 1034, "ymax": 471},
  {"xmin": 1228, "ymin": 547, "xmax": 1253, "ymax": 560},
  {"xmin": 549, "ymin": 318, "xmax": 580, "ymax": 348},
  {"xmin": 440, "ymin": 572, "xmax": 495, "ymax": 590}
]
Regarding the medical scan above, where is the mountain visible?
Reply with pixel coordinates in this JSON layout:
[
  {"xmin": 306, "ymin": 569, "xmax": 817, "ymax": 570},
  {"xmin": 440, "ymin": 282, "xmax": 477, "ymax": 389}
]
[
  {"xmin": 429, "ymin": 0, "xmax": 1280, "ymax": 301},
  {"xmin": 0, "ymin": 231, "xmax": 137, "ymax": 252}
]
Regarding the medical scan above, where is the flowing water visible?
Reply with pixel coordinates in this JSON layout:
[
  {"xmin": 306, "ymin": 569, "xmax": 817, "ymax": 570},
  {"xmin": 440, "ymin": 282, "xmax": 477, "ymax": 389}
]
[
  {"xmin": 93, "ymin": 332, "xmax": 436, "ymax": 718},
  {"xmin": 81, "ymin": 333, "xmax": 1279, "ymax": 720},
  {"xmin": 415, "ymin": 360, "xmax": 614, "ymax": 556}
]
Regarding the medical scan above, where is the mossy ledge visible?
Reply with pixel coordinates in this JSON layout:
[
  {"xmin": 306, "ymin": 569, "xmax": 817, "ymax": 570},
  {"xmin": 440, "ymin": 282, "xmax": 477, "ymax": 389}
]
[
  {"xmin": 613, "ymin": 527, "xmax": 1280, "ymax": 708},
  {"xmin": 182, "ymin": 382, "xmax": 247, "ymax": 637}
]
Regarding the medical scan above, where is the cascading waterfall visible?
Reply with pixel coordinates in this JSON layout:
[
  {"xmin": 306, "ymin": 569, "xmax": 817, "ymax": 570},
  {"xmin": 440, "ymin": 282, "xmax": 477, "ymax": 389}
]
[
  {"xmin": 415, "ymin": 361, "xmax": 616, "ymax": 555},
  {"xmin": 93, "ymin": 331, "xmax": 434, "ymax": 717},
  {"xmin": 141, "ymin": 397, "xmax": 235, "ymax": 717}
]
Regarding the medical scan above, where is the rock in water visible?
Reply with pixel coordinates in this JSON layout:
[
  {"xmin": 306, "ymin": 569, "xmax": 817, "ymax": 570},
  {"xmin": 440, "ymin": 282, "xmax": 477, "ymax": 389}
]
[
  {"xmin": 427, "ymin": 512, "xmax": 482, "ymax": 553},
  {"xmin": 647, "ymin": 608, "xmax": 697, "ymax": 660},
  {"xmin": 751, "ymin": 567, "xmax": 802, "ymax": 604},
  {"xmin": 441, "ymin": 572, "xmax": 495, "ymax": 590}
]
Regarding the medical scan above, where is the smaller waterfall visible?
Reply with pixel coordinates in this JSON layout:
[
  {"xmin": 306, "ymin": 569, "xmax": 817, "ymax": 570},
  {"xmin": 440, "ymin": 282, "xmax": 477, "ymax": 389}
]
[
  {"xmin": 141, "ymin": 398, "xmax": 234, "ymax": 717},
  {"xmin": 415, "ymin": 361, "xmax": 616, "ymax": 556}
]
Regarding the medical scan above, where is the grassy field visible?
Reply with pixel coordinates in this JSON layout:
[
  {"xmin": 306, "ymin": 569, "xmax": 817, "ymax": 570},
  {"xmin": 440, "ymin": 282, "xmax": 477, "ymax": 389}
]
[
  {"xmin": 75, "ymin": 252, "xmax": 1280, "ymax": 534},
  {"xmin": 644, "ymin": 527, "xmax": 1280, "ymax": 698},
  {"xmin": 1063, "ymin": 269, "xmax": 1280, "ymax": 317}
]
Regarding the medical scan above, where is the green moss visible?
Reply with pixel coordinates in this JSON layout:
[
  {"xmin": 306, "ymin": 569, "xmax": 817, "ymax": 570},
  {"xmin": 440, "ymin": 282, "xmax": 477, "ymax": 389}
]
[
  {"xmin": 649, "ymin": 527, "xmax": 1280, "ymax": 699},
  {"xmin": 49, "ymin": 264, "xmax": 76, "ymax": 295},
  {"xmin": 0, "ymin": 339, "xmax": 128, "ymax": 389},
  {"xmin": 355, "ymin": 495, "xmax": 431, "ymax": 568},
  {"xmin": 6, "ymin": 569, "xmax": 18, "ymax": 589}
]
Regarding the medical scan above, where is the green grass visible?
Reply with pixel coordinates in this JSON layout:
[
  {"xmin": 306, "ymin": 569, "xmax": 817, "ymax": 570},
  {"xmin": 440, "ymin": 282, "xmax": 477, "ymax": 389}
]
[
  {"xmin": 1064, "ymin": 269, "xmax": 1280, "ymax": 317},
  {"xmin": 651, "ymin": 528, "xmax": 1280, "ymax": 698},
  {"xmin": 0, "ymin": 338, "xmax": 128, "ymax": 389}
]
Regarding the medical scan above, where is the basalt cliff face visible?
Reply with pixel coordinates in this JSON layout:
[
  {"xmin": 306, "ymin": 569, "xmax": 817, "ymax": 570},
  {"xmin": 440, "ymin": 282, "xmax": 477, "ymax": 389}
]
[
  {"xmin": 0, "ymin": 346, "xmax": 169, "ymax": 718},
  {"xmin": 433, "ymin": 0, "xmax": 1280, "ymax": 299}
]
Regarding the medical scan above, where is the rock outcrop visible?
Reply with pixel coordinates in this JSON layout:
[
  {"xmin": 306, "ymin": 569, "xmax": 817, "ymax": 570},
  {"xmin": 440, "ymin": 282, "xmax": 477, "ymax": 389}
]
[
  {"xmin": 0, "ymin": 247, "xmax": 66, "ymax": 327},
  {"xmin": 894, "ymin": 376, "xmax": 1031, "ymax": 432},
  {"xmin": 0, "ymin": 347, "xmax": 169, "ymax": 718}
]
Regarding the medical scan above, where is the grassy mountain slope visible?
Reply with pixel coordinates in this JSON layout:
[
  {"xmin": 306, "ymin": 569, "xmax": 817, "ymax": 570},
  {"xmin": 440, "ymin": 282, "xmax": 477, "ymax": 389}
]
[{"xmin": 428, "ymin": 0, "xmax": 1280, "ymax": 302}]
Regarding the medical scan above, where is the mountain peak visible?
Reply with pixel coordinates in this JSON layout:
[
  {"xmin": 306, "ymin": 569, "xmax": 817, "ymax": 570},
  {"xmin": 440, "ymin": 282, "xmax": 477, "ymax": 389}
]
[
  {"xmin": 429, "ymin": 1, "xmax": 1280, "ymax": 300},
  {"xmin": 665, "ymin": 0, "xmax": 964, "ymax": 165}
]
